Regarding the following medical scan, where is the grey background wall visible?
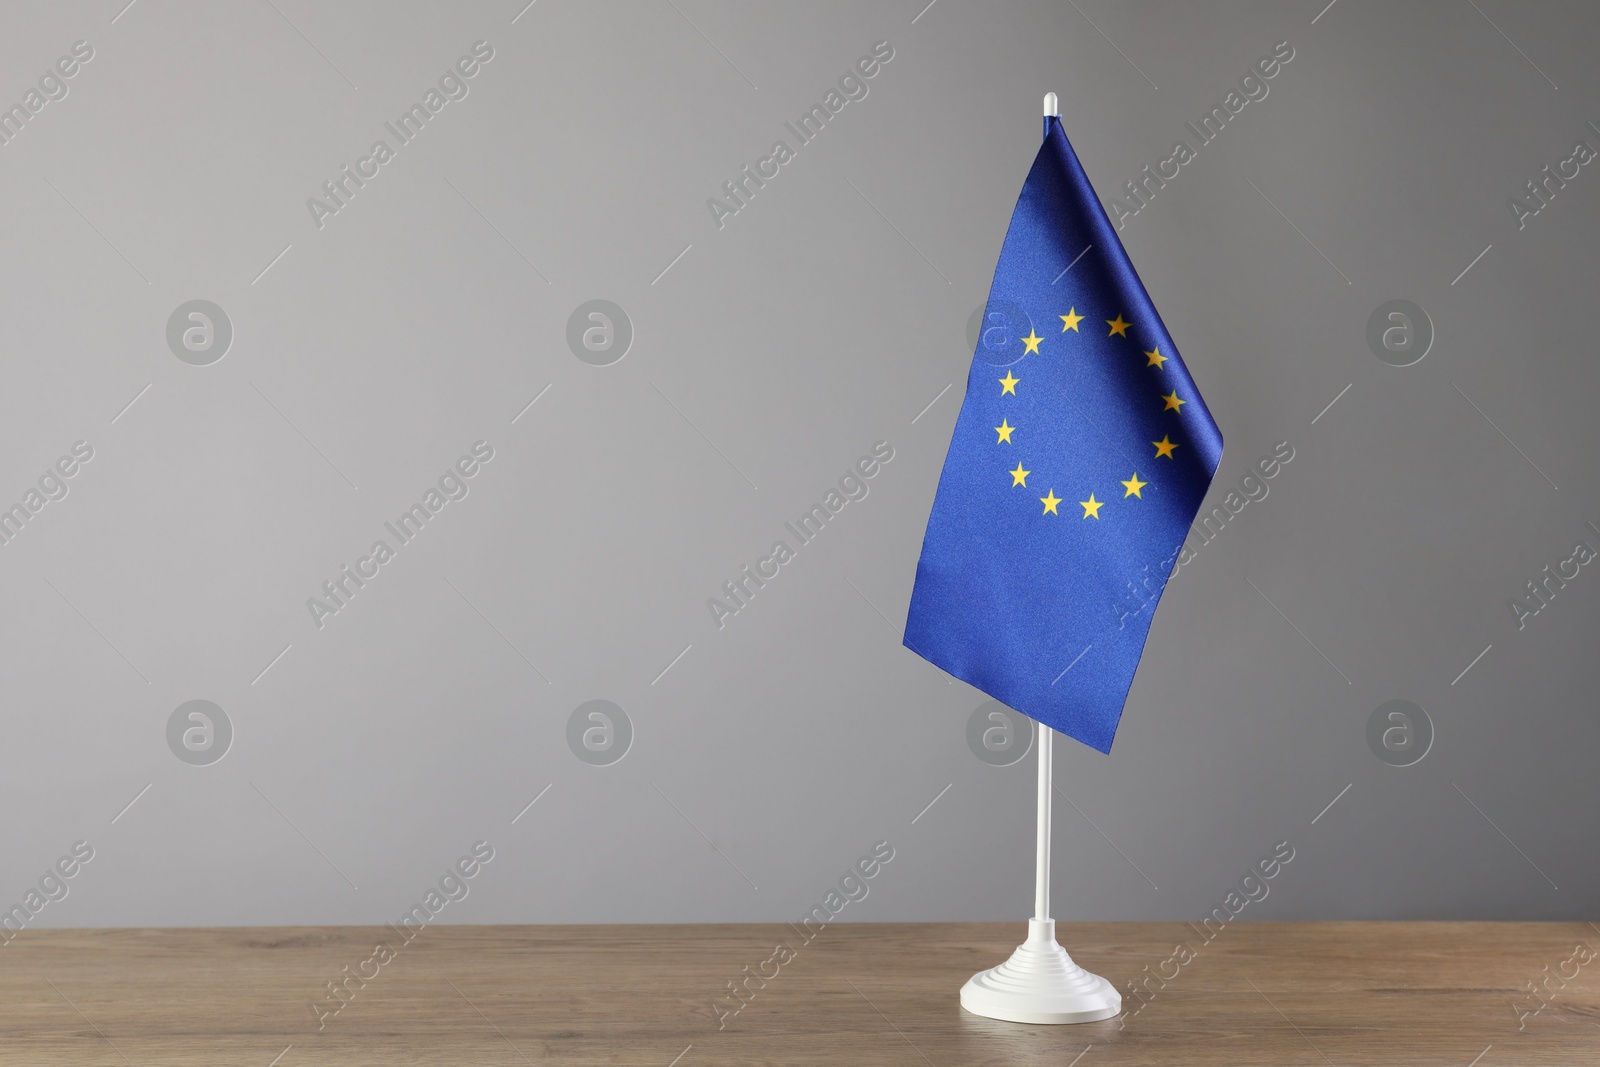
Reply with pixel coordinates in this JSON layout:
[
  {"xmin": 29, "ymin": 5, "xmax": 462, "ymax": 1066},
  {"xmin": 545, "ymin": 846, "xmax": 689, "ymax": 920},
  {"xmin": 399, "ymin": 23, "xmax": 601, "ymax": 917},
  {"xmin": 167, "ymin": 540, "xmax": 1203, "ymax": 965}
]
[{"xmin": 1, "ymin": 0, "xmax": 1596, "ymax": 929}]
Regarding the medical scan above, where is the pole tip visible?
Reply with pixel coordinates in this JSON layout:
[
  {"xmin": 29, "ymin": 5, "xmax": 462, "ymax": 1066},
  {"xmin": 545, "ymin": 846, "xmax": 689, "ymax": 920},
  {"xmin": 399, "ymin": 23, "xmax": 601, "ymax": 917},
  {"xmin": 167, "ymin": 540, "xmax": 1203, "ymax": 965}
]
[{"xmin": 1043, "ymin": 92, "xmax": 1058, "ymax": 117}]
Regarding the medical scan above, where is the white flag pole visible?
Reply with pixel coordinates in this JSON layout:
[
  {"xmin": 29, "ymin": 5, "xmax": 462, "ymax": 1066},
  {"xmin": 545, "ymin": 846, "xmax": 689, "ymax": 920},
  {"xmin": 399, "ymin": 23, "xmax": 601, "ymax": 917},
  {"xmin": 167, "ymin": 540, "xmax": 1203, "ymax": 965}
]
[
  {"xmin": 956, "ymin": 93, "xmax": 1123, "ymax": 1026},
  {"xmin": 1035, "ymin": 722, "xmax": 1053, "ymax": 924}
]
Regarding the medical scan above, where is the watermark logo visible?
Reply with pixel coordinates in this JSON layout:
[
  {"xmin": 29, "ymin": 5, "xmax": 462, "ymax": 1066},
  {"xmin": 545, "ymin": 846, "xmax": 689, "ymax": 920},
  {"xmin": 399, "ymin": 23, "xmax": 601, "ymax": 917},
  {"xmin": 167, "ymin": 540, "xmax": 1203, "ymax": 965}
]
[
  {"xmin": 1120, "ymin": 839, "xmax": 1294, "ymax": 1027},
  {"xmin": 1511, "ymin": 939, "xmax": 1597, "ymax": 1030},
  {"xmin": 306, "ymin": 441, "xmax": 496, "ymax": 630},
  {"xmin": 0, "ymin": 440, "xmax": 94, "ymax": 549},
  {"xmin": 1366, "ymin": 700, "xmax": 1432, "ymax": 767},
  {"xmin": 310, "ymin": 840, "xmax": 495, "ymax": 1030},
  {"xmin": 0, "ymin": 40, "xmax": 94, "ymax": 150},
  {"xmin": 566, "ymin": 300, "xmax": 633, "ymax": 366},
  {"xmin": 1109, "ymin": 40, "xmax": 1296, "ymax": 228},
  {"xmin": 1508, "ymin": 130, "xmax": 1597, "ymax": 230},
  {"xmin": 966, "ymin": 700, "xmax": 1034, "ymax": 767},
  {"xmin": 167, "ymin": 700, "xmax": 233, "ymax": 766},
  {"xmin": 1172, "ymin": 440, "xmax": 1295, "ymax": 572},
  {"xmin": 707, "ymin": 440, "xmax": 895, "ymax": 630},
  {"xmin": 711, "ymin": 840, "xmax": 895, "ymax": 1029},
  {"xmin": 706, "ymin": 41, "xmax": 894, "ymax": 230},
  {"xmin": 307, "ymin": 41, "xmax": 495, "ymax": 230},
  {"xmin": 166, "ymin": 300, "xmax": 233, "ymax": 366},
  {"xmin": 567, "ymin": 700, "xmax": 632, "ymax": 766},
  {"xmin": 0, "ymin": 841, "xmax": 94, "ymax": 945},
  {"xmin": 1508, "ymin": 520, "xmax": 1599, "ymax": 631},
  {"xmin": 1365, "ymin": 300, "xmax": 1431, "ymax": 367},
  {"xmin": 966, "ymin": 298, "xmax": 1035, "ymax": 367}
]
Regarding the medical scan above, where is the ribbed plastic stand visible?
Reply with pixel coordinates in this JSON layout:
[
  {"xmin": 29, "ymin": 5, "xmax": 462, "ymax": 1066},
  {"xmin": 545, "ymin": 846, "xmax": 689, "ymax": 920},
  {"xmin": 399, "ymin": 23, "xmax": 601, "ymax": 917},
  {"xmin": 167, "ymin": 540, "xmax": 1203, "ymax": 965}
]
[{"xmin": 960, "ymin": 918, "xmax": 1121, "ymax": 1024}]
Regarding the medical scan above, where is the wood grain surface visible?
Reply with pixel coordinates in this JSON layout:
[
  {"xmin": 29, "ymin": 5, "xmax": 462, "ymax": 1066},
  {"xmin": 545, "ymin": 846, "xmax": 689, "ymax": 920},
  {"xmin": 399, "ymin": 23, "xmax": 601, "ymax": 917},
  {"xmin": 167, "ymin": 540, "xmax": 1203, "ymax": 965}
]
[{"xmin": 1, "ymin": 922, "xmax": 1595, "ymax": 1065}]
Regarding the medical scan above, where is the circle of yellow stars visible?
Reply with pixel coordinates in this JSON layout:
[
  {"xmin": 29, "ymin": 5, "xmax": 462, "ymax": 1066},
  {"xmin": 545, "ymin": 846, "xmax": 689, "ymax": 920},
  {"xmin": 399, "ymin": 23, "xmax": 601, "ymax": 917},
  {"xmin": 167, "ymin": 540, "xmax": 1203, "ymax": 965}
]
[{"xmin": 992, "ymin": 309, "xmax": 1189, "ymax": 518}]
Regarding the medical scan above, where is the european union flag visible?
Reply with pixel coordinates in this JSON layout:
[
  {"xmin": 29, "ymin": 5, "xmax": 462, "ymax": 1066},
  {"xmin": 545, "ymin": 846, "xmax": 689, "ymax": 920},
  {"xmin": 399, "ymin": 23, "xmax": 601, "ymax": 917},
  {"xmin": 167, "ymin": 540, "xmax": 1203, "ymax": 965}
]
[{"xmin": 904, "ymin": 114, "xmax": 1223, "ymax": 754}]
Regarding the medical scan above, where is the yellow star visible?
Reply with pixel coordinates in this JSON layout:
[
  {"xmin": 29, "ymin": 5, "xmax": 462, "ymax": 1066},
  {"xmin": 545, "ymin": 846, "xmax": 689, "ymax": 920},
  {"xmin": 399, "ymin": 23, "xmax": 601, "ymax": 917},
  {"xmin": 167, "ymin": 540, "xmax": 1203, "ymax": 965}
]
[
  {"xmin": 1162, "ymin": 390, "xmax": 1186, "ymax": 413},
  {"xmin": 1153, "ymin": 435, "xmax": 1178, "ymax": 460},
  {"xmin": 1107, "ymin": 314, "xmax": 1131, "ymax": 337},
  {"xmin": 1060, "ymin": 308, "xmax": 1083, "ymax": 332},
  {"xmin": 1121, "ymin": 472, "xmax": 1147, "ymax": 498},
  {"xmin": 1009, "ymin": 462, "xmax": 1029, "ymax": 487},
  {"xmin": 1021, "ymin": 330, "xmax": 1043, "ymax": 355},
  {"xmin": 1144, "ymin": 346, "xmax": 1167, "ymax": 369},
  {"xmin": 1040, "ymin": 490, "xmax": 1061, "ymax": 515},
  {"xmin": 1080, "ymin": 493, "xmax": 1103, "ymax": 519},
  {"xmin": 999, "ymin": 371, "xmax": 1019, "ymax": 395},
  {"xmin": 995, "ymin": 420, "xmax": 1014, "ymax": 444}
]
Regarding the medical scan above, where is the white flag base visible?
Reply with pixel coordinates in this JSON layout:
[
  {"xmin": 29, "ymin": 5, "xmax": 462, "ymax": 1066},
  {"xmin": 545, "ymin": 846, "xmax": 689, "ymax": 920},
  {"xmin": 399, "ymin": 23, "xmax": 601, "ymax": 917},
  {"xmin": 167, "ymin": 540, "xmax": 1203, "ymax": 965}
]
[{"xmin": 960, "ymin": 919, "xmax": 1121, "ymax": 1024}]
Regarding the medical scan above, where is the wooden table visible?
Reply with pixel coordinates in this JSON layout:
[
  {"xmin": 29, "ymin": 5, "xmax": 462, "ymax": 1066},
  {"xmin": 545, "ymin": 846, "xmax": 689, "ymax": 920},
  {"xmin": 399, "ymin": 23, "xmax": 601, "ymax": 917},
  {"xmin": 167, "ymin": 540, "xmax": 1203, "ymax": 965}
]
[{"xmin": 2, "ymin": 923, "xmax": 1595, "ymax": 1064}]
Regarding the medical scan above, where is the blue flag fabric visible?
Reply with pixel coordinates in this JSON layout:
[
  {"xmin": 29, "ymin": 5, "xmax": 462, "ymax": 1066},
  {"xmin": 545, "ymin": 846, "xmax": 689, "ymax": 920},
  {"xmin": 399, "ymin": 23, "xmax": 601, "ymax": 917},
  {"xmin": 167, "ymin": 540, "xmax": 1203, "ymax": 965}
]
[{"xmin": 904, "ymin": 116, "xmax": 1223, "ymax": 754}]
